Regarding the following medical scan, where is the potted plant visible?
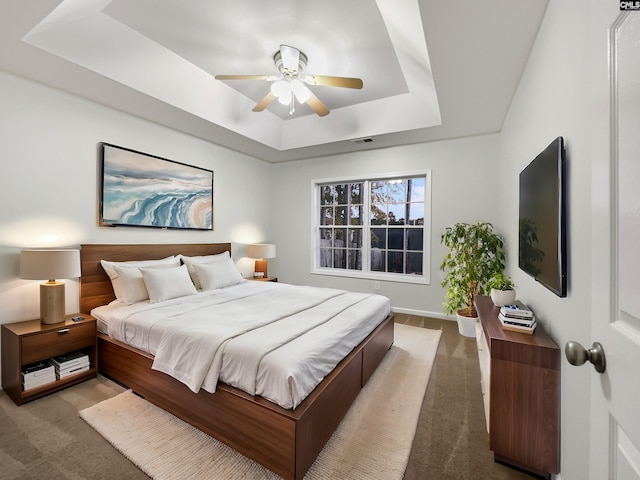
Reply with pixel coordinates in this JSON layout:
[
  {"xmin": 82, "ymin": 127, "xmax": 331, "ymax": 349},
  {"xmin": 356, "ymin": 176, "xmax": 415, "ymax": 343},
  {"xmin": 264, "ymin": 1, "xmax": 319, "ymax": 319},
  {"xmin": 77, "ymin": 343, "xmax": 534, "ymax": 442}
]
[
  {"xmin": 440, "ymin": 221, "xmax": 506, "ymax": 337},
  {"xmin": 486, "ymin": 272, "xmax": 516, "ymax": 307}
]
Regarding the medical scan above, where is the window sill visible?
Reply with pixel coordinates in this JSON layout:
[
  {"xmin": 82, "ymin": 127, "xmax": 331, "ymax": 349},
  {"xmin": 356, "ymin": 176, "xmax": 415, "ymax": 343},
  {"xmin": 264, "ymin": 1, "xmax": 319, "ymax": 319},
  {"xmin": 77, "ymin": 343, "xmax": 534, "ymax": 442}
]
[{"xmin": 311, "ymin": 268, "xmax": 429, "ymax": 285}]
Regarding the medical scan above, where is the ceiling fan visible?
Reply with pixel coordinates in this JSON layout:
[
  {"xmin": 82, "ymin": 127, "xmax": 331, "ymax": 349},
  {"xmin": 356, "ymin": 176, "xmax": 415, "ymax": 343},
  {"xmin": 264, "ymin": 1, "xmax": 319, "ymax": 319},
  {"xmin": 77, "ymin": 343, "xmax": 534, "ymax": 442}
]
[{"xmin": 215, "ymin": 45, "xmax": 363, "ymax": 117}]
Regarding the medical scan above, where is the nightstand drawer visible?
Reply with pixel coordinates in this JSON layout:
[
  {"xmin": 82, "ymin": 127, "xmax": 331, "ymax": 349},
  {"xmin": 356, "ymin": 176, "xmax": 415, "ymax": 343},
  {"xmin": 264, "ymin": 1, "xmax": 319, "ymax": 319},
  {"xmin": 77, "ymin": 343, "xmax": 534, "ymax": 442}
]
[{"xmin": 22, "ymin": 322, "xmax": 95, "ymax": 364}]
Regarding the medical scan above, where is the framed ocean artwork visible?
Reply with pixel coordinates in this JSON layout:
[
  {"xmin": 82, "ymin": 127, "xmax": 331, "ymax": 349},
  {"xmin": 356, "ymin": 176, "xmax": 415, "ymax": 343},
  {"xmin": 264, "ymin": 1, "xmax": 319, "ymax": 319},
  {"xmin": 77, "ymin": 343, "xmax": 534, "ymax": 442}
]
[{"xmin": 99, "ymin": 143, "xmax": 213, "ymax": 230}]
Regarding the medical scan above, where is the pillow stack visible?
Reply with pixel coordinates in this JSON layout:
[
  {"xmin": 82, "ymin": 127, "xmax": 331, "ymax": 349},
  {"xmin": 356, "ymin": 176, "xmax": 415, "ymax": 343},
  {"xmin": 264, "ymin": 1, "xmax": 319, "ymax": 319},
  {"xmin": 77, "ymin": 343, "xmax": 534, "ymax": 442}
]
[
  {"xmin": 101, "ymin": 256, "xmax": 180, "ymax": 304},
  {"xmin": 101, "ymin": 251, "xmax": 245, "ymax": 305},
  {"xmin": 179, "ymin": 252, "xmax": 243, "ymax": 290}
]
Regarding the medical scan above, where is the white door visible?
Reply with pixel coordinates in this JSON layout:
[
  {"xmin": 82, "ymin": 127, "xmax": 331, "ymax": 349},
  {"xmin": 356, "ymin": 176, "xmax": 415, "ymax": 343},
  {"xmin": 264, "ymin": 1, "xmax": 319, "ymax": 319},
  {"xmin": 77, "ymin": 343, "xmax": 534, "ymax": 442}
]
[{"xmin": 589, "ymin": 4, "xmax": 640, "ymax": 479}]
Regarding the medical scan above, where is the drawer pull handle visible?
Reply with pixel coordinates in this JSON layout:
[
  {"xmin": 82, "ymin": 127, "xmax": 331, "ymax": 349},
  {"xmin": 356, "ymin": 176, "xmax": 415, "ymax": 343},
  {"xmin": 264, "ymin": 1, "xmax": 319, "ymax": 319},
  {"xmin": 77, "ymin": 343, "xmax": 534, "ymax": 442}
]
[{"xmin": 58, "ymin": 328, "xmax": 70, "ymax": 335}]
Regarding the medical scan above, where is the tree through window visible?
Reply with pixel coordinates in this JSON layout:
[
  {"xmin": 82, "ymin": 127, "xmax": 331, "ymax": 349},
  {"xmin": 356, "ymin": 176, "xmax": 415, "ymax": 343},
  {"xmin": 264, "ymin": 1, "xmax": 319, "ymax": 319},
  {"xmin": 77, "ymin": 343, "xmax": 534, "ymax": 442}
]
[{"xmin": 315, "ymin": 173, "xmax": 430, "ymax": 283}]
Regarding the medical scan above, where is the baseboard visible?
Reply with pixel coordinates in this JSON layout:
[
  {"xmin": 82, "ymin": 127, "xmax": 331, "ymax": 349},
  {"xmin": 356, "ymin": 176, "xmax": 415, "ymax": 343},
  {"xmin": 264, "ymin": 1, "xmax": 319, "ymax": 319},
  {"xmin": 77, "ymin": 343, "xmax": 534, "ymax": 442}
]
[{"xmin": 390, "ymin": 307, "xmax": 455, "ymax": 321}]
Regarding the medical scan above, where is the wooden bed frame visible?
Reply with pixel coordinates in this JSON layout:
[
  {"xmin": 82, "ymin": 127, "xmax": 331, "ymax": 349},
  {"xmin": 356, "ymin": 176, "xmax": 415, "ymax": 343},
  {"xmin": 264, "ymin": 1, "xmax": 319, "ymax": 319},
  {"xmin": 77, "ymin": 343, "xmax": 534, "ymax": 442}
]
[{"xmin": 79, "ymin": 243, "xmax": 394, "ymax": 480}]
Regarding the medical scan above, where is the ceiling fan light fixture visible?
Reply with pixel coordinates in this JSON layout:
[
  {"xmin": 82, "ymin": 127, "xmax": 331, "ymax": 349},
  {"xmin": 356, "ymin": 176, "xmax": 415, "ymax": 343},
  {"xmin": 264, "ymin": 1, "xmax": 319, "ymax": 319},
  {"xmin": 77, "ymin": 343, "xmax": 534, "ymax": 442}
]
[
  {"xmin": 270, "ymin": 80, "xmax": 292, "ymax": 105},
  {"xmin": 291, "ymin": 79, "xmax": 310, "ymax": 103}
]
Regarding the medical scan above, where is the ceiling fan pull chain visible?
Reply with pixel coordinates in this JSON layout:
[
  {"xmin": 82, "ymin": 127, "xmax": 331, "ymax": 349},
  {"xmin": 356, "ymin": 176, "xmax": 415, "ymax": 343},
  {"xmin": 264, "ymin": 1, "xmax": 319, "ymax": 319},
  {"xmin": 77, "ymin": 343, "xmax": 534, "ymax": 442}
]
[{"xmin": 289, "ymin": 92, "xmax": 295, "ymax": 115}]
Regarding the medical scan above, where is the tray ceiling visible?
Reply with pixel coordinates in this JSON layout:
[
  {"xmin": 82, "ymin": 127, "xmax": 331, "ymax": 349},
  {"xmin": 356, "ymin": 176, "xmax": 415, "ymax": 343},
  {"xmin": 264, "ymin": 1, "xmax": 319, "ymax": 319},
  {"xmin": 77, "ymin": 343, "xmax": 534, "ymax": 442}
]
[{"xmin": 0, "ymin": 0, "xmax": 548, "ymax": 162}]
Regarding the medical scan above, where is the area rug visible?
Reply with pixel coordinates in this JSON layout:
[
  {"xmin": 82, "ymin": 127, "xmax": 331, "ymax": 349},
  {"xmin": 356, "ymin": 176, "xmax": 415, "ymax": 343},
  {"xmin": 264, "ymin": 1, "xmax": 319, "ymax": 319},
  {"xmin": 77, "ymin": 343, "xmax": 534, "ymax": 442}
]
[{"xmin": 79, "ymin": 323, "xmax": 441, "ymax": 479}]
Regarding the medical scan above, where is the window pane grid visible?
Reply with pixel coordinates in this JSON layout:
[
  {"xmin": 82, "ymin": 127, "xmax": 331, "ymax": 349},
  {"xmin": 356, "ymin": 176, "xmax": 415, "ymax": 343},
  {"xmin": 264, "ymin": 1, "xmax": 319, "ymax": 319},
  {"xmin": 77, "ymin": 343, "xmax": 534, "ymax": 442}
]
[{"xmin": 317, "ymin": 175, "xmax": 427, "ymax": 278}]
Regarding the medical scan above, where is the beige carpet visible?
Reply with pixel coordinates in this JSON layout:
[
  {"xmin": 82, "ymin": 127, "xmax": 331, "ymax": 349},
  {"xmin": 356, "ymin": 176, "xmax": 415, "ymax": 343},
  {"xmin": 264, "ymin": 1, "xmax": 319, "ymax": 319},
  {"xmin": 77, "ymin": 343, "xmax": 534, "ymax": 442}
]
[{"xmin": 79, "ymin": 323, "xmax": 441, "ymax": 479}]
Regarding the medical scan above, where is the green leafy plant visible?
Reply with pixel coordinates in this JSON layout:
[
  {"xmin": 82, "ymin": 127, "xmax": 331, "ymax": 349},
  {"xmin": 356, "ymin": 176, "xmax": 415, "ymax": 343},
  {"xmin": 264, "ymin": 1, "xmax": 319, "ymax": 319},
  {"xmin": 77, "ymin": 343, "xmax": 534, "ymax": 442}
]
[
  {"xmin": 486, "ymin": 272, "xmax": 515, "ymax": 291},
  {"xmin": 440, "ymin": 222, "xmax": 506, "ymax": 317}
]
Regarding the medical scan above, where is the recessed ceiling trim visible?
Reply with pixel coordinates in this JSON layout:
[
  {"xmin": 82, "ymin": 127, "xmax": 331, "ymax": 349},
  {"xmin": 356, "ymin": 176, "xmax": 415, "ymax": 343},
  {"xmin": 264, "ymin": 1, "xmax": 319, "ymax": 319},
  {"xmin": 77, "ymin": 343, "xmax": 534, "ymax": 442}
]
[
  {"xmin": 22, "ymin": 0, "xmax": 440, "ymax": 152},
  {"xmin": 1, "ymin": 0, "xmax": 548, "ymax": 162}
]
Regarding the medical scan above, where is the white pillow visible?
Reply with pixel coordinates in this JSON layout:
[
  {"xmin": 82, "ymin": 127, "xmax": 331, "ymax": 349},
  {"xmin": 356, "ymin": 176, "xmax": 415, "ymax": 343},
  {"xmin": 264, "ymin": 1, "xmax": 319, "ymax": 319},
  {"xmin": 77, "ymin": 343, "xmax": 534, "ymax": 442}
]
[
  {"xmin": 193, "ymin": 258, "xmax": 243, "ymax": 291},
  {"xmin": 140, "ymin": 264, "xmax": 198, "ymax": 303},
  {"xmin": 180, "ymin": 251, "xmax": 231, "ymax": 289},
  {"xmin": 112, "ymin": 264, "xmax": 179, "ymax": 305},
  {"xmin": 101, "ymin": 256, "xmax": 179, "ymax": 300}
]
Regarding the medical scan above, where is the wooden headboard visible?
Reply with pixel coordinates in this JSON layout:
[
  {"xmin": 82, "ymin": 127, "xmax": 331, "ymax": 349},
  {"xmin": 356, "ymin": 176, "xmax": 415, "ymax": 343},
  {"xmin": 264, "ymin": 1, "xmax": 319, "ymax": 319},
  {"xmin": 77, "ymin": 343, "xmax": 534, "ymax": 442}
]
[{"xmin": 79, "ymin": 243, "xmax": 232, "ymax": 314}]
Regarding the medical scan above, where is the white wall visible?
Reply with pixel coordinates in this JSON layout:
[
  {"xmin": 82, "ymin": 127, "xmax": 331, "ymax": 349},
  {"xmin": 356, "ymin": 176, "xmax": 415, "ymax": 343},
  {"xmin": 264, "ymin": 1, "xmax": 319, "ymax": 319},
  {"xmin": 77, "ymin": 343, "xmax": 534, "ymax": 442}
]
[
  {"xmin": 269, "ymin": 134, "xmax": 501, "ymax": 316},
  {"xmin": 0, "ymin": 70, "xmax": 271, "ymax": 329},
  {"xmin": 496, "ymin": 1, "xmax": 591, "ymax": 478},
  {"xmin": 0, "ymin": 3, "xmax": 599, "ymax": 475}
]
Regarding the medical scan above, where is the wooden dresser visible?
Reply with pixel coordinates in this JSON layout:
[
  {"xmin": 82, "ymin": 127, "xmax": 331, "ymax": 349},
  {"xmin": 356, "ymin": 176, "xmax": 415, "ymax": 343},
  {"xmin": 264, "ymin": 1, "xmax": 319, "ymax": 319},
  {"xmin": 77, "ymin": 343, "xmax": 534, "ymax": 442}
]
[{"xmin": 475, "ymin": 295, "xmax": 560, "ymax": 479}]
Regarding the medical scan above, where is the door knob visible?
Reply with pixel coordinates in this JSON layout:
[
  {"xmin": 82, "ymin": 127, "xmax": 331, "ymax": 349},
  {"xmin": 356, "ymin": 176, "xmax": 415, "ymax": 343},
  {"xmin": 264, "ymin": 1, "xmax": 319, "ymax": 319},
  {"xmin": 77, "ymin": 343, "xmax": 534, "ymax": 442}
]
[{"xmin": 565, "ymin": 341, "xmax": 606, "ymax": 373}]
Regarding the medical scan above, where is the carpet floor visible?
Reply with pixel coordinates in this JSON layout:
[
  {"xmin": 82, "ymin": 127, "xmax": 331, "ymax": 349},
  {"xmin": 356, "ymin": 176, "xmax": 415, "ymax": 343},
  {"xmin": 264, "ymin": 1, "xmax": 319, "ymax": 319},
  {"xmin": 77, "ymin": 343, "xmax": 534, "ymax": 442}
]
[
  {"xmin": 0, "ymin": 316, "xmax": 533, "ymax": 479},
  {"xmin": 79, "ymin": 323, "xmax": 441, "ymax": 479}
]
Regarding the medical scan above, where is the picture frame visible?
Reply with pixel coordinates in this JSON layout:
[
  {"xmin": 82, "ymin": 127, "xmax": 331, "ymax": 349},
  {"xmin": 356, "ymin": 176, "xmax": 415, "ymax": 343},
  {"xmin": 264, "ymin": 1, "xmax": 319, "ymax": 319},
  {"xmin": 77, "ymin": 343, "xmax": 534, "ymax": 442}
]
[{"xmin": 99, "ymin": 142, "xmax": 213, "ymax": 230}]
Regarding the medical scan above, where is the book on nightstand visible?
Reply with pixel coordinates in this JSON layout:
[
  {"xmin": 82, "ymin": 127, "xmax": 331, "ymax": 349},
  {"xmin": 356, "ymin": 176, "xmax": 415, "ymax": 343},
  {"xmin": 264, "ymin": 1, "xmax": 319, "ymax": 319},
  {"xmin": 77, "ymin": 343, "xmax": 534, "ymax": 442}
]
[
  {"xmin": 56, "ymin": 363, "xmax": 90, "ymax": 379},
  {"xmin": 22, "ymin": 360, "xmax": 56, "ymax": 391},
  {"xmin": 51, "ymin": 351, "xmax": 90, "ymax": 379}
]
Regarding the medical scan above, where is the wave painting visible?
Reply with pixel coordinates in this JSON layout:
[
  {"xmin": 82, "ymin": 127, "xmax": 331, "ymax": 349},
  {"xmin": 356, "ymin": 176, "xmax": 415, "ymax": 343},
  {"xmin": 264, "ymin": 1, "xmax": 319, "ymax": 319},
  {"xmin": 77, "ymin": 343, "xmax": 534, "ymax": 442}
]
[{"xmin": 101, "ymin": 144, "xmax": 213, "ymax": 230}]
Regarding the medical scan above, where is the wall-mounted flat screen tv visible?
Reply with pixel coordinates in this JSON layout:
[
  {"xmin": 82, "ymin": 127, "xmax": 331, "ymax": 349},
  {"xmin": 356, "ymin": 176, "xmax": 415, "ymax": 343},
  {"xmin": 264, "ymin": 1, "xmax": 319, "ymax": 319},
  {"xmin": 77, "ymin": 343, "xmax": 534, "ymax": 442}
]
[{"xmin": 518, "ymin": 136, "xmax": 567, "ymax": 297}]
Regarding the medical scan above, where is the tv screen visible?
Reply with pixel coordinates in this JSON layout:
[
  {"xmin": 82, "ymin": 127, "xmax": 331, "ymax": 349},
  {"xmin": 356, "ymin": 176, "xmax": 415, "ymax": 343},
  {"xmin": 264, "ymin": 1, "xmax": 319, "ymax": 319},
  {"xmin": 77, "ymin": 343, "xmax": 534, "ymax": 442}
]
[{"xmin": 518, "ymin": 136, "xmax": 567, "ymax": 297}]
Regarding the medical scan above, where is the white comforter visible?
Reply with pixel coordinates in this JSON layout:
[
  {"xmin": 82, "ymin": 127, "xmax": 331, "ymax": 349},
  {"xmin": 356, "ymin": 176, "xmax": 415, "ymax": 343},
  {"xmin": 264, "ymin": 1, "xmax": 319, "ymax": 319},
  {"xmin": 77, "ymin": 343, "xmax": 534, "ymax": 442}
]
[{"xmin": 92, "ymin": 281, "xmax": 390, "ymax": 409}]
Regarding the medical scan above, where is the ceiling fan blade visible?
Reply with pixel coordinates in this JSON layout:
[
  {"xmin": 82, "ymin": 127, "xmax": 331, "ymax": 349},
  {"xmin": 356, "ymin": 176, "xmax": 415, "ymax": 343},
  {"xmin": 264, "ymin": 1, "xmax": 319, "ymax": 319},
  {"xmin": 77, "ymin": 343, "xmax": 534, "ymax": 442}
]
[
  {"xmin": 310, "ymin": 75, "xmax": 363, "ymax": 89},
  {"xmin": 215, "ymin": 75, "xmax": 269, "ymax": 81},
  {"xmin": 280, "ymin": 45, "xmax": 300, "ymax": 73},
  {"xmin": 252, "ymin": 92, "xmax": 277, "ymax": 112},
  {"xmin": 305, "ymin": 91, "xmax": 330, "ymax": 117}
]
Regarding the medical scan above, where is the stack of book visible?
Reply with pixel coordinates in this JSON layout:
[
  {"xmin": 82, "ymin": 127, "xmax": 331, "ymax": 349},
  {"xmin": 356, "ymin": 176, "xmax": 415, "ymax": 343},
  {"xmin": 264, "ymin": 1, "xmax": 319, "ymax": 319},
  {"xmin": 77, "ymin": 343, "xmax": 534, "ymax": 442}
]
[
  {"xmin": 22, "ymin": 360, "xmax": 56, "ymax": 391},
  {"xmin": 499, "ymin": 305, "xmax": 536, "ymax": 334},
  {"xmin": 51, "ymin": 351, "xmax": 90, "ymax": 379}
]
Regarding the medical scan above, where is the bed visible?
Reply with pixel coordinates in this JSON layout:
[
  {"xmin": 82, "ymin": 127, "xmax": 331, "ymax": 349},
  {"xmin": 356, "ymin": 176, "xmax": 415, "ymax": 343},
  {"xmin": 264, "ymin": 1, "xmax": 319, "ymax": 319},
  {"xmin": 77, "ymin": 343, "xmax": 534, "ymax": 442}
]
[{"xmin": 79, "ymin": 243, "xmax": 394, "ymax": 480}]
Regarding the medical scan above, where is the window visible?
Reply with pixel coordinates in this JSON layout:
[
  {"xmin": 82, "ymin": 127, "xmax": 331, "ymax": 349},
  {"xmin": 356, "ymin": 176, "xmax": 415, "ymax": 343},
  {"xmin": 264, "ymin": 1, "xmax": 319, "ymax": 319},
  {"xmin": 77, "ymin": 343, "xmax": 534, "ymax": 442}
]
[{"xmin": 313, "ymin": 172, "xmax": 430, "ymax": 284}]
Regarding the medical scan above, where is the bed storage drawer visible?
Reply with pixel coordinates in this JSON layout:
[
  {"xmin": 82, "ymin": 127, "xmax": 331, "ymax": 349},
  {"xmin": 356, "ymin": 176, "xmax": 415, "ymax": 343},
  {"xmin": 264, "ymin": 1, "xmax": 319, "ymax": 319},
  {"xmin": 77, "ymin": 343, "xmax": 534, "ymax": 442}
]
[{"xmin": 362, "ymin": 316, "xmax": 394, "ymax": 385}]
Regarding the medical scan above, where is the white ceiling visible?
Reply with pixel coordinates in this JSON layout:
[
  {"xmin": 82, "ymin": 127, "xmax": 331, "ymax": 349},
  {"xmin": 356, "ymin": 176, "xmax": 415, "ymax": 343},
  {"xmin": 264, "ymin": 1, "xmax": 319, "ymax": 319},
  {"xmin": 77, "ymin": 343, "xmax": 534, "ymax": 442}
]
[{"xmin": 0, "ymin": 0, "xmax": 548, "ymax": 163}]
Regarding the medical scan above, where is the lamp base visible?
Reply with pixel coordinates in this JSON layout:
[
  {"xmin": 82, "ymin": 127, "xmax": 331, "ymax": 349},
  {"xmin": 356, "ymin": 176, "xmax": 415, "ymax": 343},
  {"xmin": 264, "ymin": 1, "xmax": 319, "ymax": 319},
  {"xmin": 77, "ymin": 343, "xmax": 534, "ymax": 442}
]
[
  {"xmin": 40, "ymin": 282, "xmax": 66, "ymax": 324},
  {"xmin": 254, "ymin": 259, "xmax": 268, "ymax": 279}
]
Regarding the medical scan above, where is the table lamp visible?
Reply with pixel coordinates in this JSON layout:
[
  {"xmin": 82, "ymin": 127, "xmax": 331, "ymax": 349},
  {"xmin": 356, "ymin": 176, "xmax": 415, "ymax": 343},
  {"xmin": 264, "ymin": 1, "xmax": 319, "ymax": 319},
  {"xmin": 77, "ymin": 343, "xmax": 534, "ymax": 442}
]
[
  {"xmin": 247, "ymin": 244, "xmax": 276, "ymax": 278},
  {"xmin": 20, "ymin": 249, "xmax": 81, "ymax": 324}
]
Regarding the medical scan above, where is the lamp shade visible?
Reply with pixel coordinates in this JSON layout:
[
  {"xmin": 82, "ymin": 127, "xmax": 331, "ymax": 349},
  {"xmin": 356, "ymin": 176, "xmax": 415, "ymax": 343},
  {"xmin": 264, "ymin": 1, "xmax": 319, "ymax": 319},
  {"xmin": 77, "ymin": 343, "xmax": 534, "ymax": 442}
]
[
  {"xmin": 247, "ymin": 244, "xmax": 276, "ymax": 259},
  {"xmin": 20, "ymin": 249, "xmax": 81, "ymax": 281}
]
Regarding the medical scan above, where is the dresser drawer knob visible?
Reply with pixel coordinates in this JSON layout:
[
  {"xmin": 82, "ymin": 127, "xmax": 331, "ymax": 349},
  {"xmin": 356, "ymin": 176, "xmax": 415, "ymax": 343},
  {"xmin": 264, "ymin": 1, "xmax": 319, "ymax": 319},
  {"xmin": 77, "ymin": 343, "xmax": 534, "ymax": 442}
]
[{"xmin": 58, "ymin": 328, "xmax": 70, "ymax": 335}]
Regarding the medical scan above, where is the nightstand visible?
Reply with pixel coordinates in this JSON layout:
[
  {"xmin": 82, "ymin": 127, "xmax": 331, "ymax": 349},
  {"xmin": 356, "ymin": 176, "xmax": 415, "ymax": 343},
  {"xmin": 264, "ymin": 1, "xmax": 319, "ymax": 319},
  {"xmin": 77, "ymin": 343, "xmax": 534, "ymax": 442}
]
[
  {"xmin": 248, "ymin": 276, "xmax": 278, "ymax": 282},
  {"xmin": 1, "ymin": 314, "xmax": 97, "ymax": 405}
]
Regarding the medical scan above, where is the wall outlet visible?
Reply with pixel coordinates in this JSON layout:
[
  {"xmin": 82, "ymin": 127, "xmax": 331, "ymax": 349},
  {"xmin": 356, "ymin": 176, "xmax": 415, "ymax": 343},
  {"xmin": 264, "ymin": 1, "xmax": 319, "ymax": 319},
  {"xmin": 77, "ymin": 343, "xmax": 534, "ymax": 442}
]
[{"xmin": 374, "ymin": 281, "xmax": 381, "ymax": 291}]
